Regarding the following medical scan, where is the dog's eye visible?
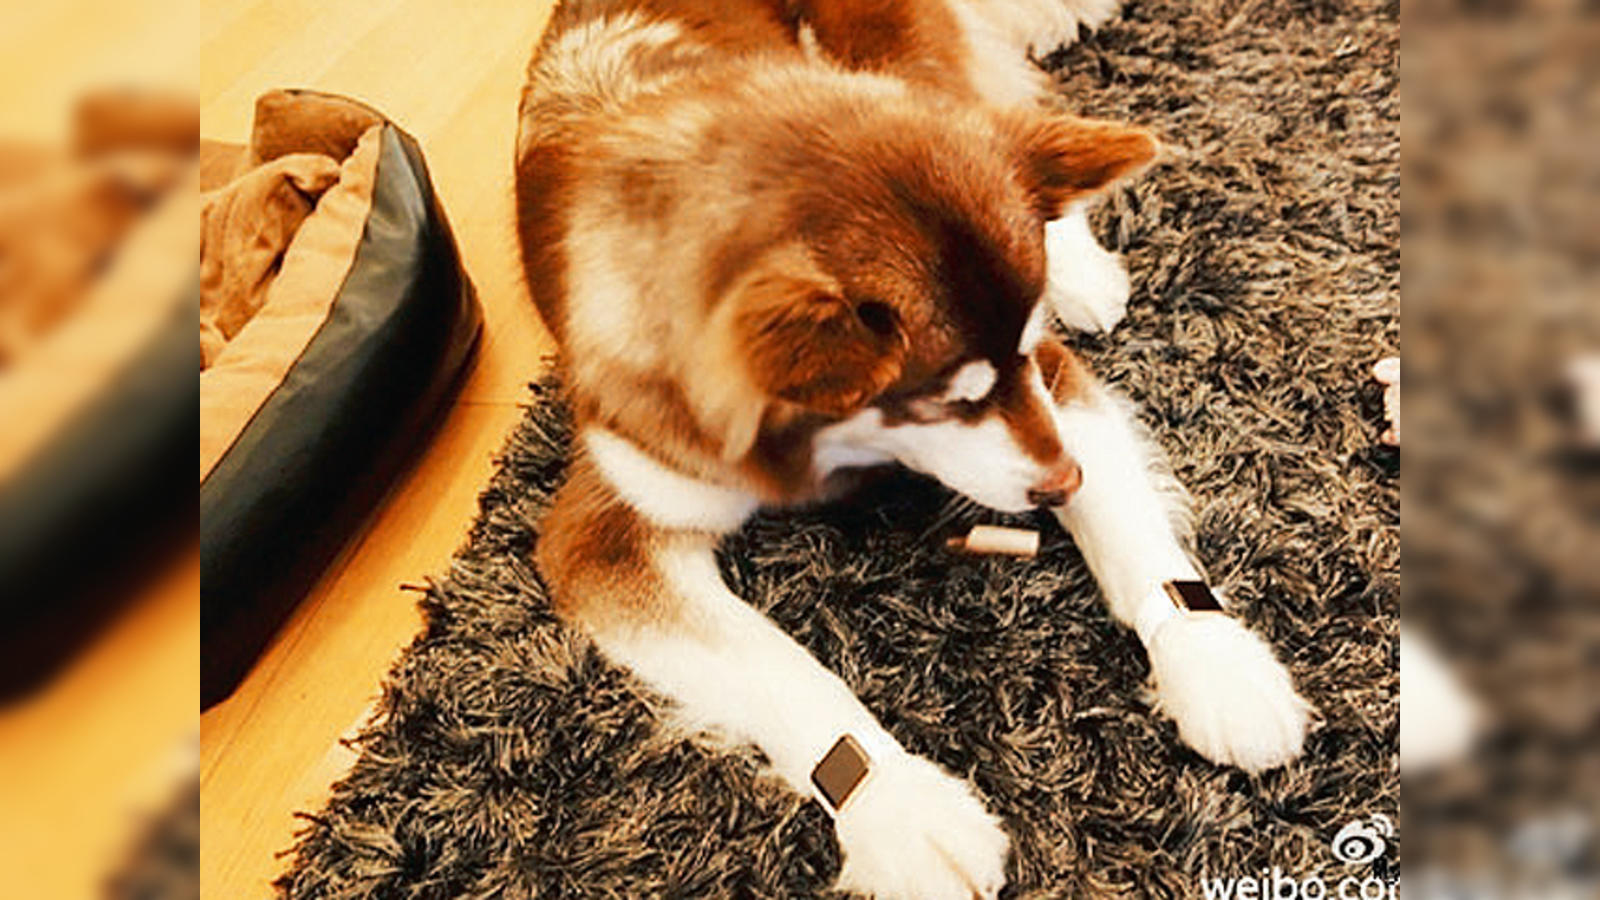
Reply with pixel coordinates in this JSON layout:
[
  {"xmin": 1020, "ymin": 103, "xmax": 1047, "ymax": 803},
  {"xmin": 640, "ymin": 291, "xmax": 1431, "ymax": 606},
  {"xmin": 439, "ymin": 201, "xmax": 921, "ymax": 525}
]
[{"xmin": 854, "ymin": 300, "xmax": 896, "ymax": 338}]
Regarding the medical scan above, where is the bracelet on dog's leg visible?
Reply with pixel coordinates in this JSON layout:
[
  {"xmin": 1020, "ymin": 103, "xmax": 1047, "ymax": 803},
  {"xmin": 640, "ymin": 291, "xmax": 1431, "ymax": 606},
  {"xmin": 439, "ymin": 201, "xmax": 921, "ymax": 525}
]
[
  {"xmin": 810, "ymin": 730, "xmax": 896, "ymax": 814},
  {"xmin": 811, "ymin": 735, "xmax": 871, "ymax": 813},
  {"xmin": 1133, "ymin": 579, "xmax": 1226, "ymax": 644}
]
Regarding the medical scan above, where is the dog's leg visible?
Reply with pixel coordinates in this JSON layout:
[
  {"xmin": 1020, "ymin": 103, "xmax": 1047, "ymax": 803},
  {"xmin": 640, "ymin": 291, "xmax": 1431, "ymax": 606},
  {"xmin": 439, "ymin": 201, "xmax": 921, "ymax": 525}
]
[
  {"xmin": 539, "ymin": 459, "xmax": 1009, "ymax": 900},
  {"xmin": 1043, "ymin": 205, "xmax": 1132, "ymax": 333},
  {"xmin": 953, "ymin": 0, "xmax": 1124, "ymax": 58},
  {"xmin": 1046, "ymin": 383, "xmax": 1312, "ymax": 772},
  {"xmin": 940, "ymin": 0, "xmax": 1126, "ymax": 107}
]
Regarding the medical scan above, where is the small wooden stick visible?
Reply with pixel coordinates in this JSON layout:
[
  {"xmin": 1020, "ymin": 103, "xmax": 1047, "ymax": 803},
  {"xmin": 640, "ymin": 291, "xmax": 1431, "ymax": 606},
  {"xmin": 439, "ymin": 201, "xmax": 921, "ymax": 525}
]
[
  {"xmin": 946, "ymin": 525, "xmax": 1039, "ymax": 558},
  {"xmin": 1569, "ymin": 355, "xmax": 1600, "ymax": 448}
]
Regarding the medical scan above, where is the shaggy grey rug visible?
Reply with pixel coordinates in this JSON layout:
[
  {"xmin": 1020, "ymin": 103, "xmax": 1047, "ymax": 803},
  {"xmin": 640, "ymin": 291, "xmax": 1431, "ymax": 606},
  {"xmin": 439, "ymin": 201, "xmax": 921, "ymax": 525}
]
[{"xmin": 275, "ymin": 0, "xmax": 1398, "ymax": 894}]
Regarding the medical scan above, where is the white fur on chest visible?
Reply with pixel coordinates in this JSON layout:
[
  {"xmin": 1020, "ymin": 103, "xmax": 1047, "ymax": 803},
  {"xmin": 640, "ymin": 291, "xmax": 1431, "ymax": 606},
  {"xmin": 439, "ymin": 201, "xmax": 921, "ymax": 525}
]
[{"xmin": 585, "ymin": 428, "xmax": 758, "ymax": 532}]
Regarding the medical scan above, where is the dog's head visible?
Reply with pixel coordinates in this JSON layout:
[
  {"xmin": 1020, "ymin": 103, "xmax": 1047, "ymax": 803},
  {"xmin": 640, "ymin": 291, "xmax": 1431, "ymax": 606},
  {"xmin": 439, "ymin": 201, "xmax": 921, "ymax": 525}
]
[{"xmin": 699, "ymin": 100, "xmax": 1155, "ymax": 512}]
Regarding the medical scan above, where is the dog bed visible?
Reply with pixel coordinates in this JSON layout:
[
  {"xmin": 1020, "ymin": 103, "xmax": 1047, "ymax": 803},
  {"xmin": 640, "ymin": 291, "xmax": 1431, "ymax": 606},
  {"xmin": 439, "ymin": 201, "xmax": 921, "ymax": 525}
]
[
  {"xmin": 200, "ymin": 90, "xmax": 482, "ymax": 707},
  {"xmin": 274, "ymin": 0, "xmax": 1399, "ymax": 890}
]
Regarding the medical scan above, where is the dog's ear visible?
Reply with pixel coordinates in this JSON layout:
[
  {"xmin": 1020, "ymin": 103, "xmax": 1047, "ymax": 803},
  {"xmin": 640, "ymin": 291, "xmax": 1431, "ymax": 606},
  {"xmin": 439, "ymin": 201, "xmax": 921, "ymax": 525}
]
[
  {"xmin": 733, "ymin": 270, "xmax": 908, "ymax": 419},
  {"xmin": 691, "ymin": 244, "xmax": 906, "ymax": 461},
  {"xmin": 1003, "ymin": 114, "xmax": 1159, "ymax": 220}
]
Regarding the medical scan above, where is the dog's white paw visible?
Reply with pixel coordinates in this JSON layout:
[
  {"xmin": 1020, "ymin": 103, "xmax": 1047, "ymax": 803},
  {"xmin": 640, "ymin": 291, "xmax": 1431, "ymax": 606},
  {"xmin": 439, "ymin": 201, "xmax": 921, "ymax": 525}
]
[
  {"xmin": 1062, "ymin": 0, "xmax": 1125, "ymax": 34},
  {"xmin": 1399, "ymin": 628, "xmax": 1479, "ymax": 773},
  {"xmin": 1007, "ymin": 0, "xmax": 1126, "ymax": 52},
  {"xmin": 833, "ymin": 752, "xmax": 1009, "ymax": 900},
  {"xmin": 1146, "ymin": 612, "xmax": 1312, "ymax": 773},
  {"xmin": 1044, "ymin": 218, "xmax": 1131, "ymax": 333}
]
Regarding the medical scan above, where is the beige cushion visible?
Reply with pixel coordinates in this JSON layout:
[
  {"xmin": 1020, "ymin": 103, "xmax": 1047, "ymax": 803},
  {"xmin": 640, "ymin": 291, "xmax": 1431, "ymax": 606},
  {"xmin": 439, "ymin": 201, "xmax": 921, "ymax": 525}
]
[{"xmin": 199, "ymin": 125, "xmax": 382, "ymax": 482}]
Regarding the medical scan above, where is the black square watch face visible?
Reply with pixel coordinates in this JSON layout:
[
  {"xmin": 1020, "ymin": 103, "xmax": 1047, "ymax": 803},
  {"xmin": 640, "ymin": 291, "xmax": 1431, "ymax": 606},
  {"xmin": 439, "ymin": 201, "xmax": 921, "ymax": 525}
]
[
  {"xmin": 1164, "ymin": 580, "xmax": 1224, "ymax": 612},
  {"xmin": 812, "ymin": 735, "xmax": 870, "ymax": 810}
]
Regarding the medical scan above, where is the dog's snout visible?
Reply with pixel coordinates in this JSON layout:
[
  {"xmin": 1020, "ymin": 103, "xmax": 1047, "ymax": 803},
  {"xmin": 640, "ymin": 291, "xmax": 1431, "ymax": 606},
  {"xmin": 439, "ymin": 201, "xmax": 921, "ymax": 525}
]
[
  {"xmin": 1027, "ymin": 460, "xmax": 1083, "ymax": 508},
  {"xmin": 1027, "ymin": 487, "xmax": 1068, "ymax": 507}
]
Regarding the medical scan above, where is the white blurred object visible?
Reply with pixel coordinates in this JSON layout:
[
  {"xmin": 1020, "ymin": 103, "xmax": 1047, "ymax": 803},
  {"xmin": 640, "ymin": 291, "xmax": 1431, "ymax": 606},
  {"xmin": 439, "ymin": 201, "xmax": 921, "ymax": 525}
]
[
  {"xmin": 1399, "ymin": 628, "xmax": 1481, "ymax": 773},
  {"xmin": 1567, "ymin": 355, "xmax": 1600, "ymax": 448},
  {"xmin": 1373, "ymin": 356, "xmax": 1400, "ymax": 446}
]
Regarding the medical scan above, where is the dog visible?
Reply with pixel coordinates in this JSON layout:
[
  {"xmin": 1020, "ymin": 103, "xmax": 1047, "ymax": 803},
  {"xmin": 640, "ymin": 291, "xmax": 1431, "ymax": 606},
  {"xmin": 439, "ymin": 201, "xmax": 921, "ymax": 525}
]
[{"xmin": 515, "ymin": 1, "xmax": 1312, "ymax": 896}]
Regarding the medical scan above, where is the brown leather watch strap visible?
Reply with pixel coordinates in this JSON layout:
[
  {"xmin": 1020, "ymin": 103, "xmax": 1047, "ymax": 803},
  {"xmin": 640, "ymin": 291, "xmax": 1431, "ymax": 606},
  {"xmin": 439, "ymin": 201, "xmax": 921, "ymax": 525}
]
[{"xmin": 1163, "ymin": 579, "xmax": 1225, "ymax": 612}]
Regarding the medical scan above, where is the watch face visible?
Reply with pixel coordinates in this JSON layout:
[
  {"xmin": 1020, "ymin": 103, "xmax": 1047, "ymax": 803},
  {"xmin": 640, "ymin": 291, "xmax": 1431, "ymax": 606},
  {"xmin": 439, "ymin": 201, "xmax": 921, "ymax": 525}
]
[
  {"xmin": 812, "ymin": 735, "xmax": 871, "ymax": 810},
  {"xmin": 1165, "ymin": 580, "xmax": 1224, "ymax": 612}
]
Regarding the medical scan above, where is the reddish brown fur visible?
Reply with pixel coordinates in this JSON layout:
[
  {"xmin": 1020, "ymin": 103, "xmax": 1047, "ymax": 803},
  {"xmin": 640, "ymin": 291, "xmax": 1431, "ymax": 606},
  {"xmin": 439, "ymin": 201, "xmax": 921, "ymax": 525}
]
[
  {"xmin": 994, "ymin": 364, "xmax": 1066, "ymax": 464},
  {"xmin": 517, "ymin": 0, "xmax": 1155, "ymax": 620},
  {"xmin": 735, "ymin": 272, "xmax": 911, "ymax": 417},
  {"xmin": 515, "ymin": 142, "xmax": 576, "ymax": 344},
  {"xmin": 1003, "ymin": 114, "xmax": 1159, "ymax": 218},
  {"xmin": 535, "ymin": 454, "xmax": 668, "ymax": 626},
  {"xmin": 1034, "ymin": 336, "xmax": 1093, "ymax": 402},
  {"xmin": 795, "ymin": 0, "xmax": 978, "ymax": 97}
]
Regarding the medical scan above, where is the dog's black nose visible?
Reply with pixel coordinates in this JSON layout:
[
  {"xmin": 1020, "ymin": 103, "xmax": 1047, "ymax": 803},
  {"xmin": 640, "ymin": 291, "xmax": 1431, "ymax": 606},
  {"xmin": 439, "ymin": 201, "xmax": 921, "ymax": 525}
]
[
  {"xmin": 1028, "ymin": 460, "xmax": 1083, "ymax": 507},
  {"xmin": 1027, "ymin": 487, "xmax": 1069, "ymax": 507}
]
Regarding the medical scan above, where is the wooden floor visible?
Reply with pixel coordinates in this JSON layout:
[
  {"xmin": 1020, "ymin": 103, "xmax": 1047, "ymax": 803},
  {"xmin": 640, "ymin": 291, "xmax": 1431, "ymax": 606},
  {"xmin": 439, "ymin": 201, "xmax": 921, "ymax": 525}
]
[{"xmin": 199, "ymin": 2, "xmax": 560, "ymax": 897}]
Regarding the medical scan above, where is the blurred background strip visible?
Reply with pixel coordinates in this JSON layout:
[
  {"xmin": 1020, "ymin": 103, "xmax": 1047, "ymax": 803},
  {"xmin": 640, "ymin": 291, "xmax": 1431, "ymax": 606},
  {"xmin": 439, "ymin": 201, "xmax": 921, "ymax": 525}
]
[
  {"xmin": 1403, "ymin": 0, "xmax": 1600, "ymax": 892},
  {"xmin": 0, "ymin": 2, "xmax": 199, "ymax": 899}
]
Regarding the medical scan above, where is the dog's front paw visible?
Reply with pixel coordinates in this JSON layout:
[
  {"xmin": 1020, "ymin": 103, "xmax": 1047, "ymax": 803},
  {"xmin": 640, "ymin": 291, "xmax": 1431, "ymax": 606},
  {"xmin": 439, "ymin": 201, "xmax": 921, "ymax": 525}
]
[
  {"xmin": 1026, "ymin": 0, "xmax": 1126, "ymax": 51},
  {"xmin": 1146, "ymin": 613, "xmax": 1312, "ymax": 773},
  {"xmin": 1044, "ymin": 221, "xmax": 1131, "ymax": 333},
  {"xmin": 1064, "ymin": 0, "xmax": 1125, "ymax": 33},
  {"xmin": 1399, "ymin": 628, "xmax": 1479, "ymax": 772},
  {"xmin": 833, "ymin": 752, "xmax": 1009, "ymax": 900}
]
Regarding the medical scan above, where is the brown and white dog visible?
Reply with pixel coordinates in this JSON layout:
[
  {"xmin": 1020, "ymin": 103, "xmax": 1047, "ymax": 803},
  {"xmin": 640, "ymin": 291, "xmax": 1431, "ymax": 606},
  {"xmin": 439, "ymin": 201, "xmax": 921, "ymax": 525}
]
[{"xmin": 516, "ymin": 1, "xmax": 1311, "ymax": 896}]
